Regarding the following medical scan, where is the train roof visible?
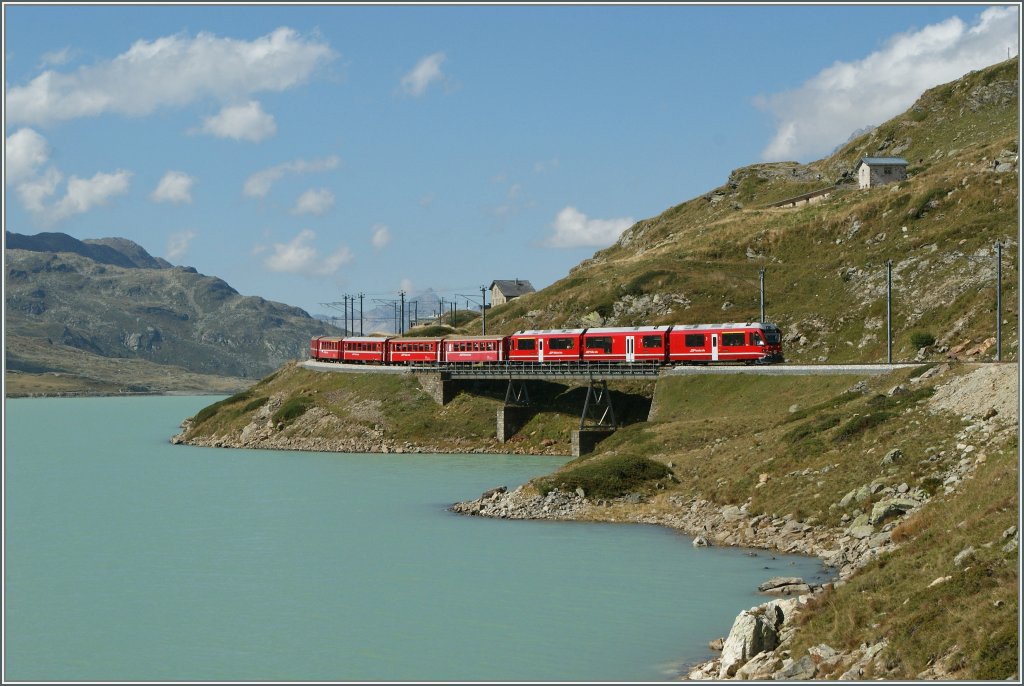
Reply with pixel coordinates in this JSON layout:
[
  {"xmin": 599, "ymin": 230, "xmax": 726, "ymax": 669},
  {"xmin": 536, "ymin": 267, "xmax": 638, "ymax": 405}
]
[
  {"xmin": 443, "ymin": 334, "xmax": 506, "ymax": 340},
  {"xmin": 389, "ymin": 336, "xmax": 445, "ymax": 341},
  {"xmin": 343, "ymin": 336, "xmax": 391, "ymax": 342},
  {"xmin": 584, "ymin": 326, "xmax": 671, "ymax": 334},
  {"xmin": 670, "ymin": 322, "xmax": 779, "ymax": 331},
  {"xmin": 512, "ymin": 329, "xmax": 586, "ymax": 336}
]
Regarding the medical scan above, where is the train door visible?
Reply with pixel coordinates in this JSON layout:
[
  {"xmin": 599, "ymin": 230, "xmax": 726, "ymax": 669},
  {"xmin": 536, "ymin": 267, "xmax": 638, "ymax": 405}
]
[
  {"xmin": 538, "ymin": 338, "xmax": 545, "ymax": 362},
  {"xmin": 625, "ymin": 336, "xmax": 635, "ymax": 363},
  {"xmin": 711, "ymin": 334, "xmax": 719, "ymax": 361}
]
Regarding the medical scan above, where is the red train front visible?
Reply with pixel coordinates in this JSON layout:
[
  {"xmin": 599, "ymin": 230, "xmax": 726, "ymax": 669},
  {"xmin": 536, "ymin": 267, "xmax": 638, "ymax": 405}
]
[{"xmin": 667, "ymin": 323, "xmax": 783, "ymax": 364}]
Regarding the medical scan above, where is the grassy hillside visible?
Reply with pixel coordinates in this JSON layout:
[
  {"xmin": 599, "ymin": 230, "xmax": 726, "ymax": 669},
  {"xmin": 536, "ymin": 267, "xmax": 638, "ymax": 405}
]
[
  {"xmin": 177, "ymin": 362, "xmax": 655, "ymax": 455},
  {"xmin": 477, "ymin": 58, "xmax": 1018, "ymax": 365}
]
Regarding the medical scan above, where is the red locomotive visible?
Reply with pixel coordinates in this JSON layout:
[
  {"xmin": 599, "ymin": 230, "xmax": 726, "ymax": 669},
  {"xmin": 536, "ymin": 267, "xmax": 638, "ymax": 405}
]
[{"xmin": 308, "ymin": 322, "xmax": 783, "ymax": 366}]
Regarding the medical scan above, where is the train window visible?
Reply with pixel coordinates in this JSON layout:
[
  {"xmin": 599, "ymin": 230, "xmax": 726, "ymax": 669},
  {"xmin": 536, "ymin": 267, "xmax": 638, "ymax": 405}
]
[
  {"xmin": 487, "ymin": 342, "xmax": 494, "ymax": 351},
  {"xmin": 517, "ymin": 339, "xmax": 536, "ymax": 351},
  {"xmin": 586, "ymin": 337, "xmax": 612, "ymax": 353},
  {"xmin": 549, "ymin": 337, "xmax": 575, "ymax": 350},
  {"xmin": 684, "ymin": 333, "xmax": 705, "ymax": 347},
  {"xmin": 751, "ymin": 331, "xmax": 764, "ymax": 346},
  {"xmin": 722, "ymin": 333, "xmax": 745, "ymax": 347},
  {"xmin": 642, "ymin": 335, "xmax": 662, "ymax": 349}
]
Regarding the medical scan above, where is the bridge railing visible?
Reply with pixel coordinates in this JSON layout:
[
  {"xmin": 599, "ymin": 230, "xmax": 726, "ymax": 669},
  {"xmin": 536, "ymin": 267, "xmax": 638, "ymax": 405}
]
[{"xmin": 410, "ymin": 361, "xmax": 664, "ymax": 379}]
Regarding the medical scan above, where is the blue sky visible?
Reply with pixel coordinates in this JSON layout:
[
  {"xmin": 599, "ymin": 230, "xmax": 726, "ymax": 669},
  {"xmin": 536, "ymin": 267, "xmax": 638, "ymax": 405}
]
[{"xmin": 3, "ymin": 3, "xmax": 1019, "ymax": 319}]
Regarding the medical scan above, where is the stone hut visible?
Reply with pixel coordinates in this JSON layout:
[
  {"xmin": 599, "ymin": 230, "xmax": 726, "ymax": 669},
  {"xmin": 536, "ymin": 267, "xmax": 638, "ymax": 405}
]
[
  {"xmin": 490, "ymin": 279, "xmax": 535, "ymax": 306},
  {"xmin": 856, "ymin": 157, "xmax": 908, "ymax": 189}
]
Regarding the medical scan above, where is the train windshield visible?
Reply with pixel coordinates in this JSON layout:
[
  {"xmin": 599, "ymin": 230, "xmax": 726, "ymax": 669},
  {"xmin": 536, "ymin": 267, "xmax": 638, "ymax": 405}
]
[{"xmin": 764, "ymin": 330, "xmax": 781, "ymax": 344}]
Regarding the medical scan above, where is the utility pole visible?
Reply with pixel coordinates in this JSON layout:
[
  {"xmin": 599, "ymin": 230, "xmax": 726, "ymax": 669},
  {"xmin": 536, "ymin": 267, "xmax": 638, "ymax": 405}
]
[
  {"xmin": 343, "ymin": 294, "xmax": 351, "ymax": 334},
  {"xmin": 439, "ymin": 297, "xmax": 445, "ymax": 325},
  {"xmin": 399, "ymin": 290, "xmax": 406, "ymax": 335},
  {"xmin": 996, "ymin": 241, "xmax": 1002, "ymax": 361},
  {"xmin": 358, "ymin": 293, "xmax": 364, "ymax": 336},
  {"xmin": 886, "ymin": 259, "xmax": 893, "ymax": 364},
  {"xmin": 480, "ymin": 285, "xmax": 487, "ymax": 335},
  {"xmin": 759, "ymin": 267, "xmax": 766, "ymax": 322},
  {"xmin": 451, "ymin": 301, "xmax": 455, "ymax": 327}
]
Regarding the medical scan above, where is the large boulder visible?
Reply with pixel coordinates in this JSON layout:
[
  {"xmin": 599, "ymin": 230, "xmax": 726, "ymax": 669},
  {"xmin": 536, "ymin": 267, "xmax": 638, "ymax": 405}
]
[
  {"xmin": 718, "ymin": 610, "xmax": 780, "ymax": 678},
  {"xmin": 868, "ymin": 497, "xmax": 918, "ymax": 525}
]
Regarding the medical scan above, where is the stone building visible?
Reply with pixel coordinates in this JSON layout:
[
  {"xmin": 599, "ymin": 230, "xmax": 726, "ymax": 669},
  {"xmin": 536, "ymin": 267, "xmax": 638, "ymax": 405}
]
[
  {"xmin": 857, "ymin": 157, "xmax": 908, "ymax": 189},
  {"xmin": 489, "ymin": 279, "xmax": 535, "ymax": 306}
]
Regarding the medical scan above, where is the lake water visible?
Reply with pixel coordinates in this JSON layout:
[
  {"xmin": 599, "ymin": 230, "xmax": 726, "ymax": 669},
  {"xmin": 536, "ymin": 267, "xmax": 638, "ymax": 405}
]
[{"xmin": 4, "ymin": 396, "xmax": 830, "ymax": 682}]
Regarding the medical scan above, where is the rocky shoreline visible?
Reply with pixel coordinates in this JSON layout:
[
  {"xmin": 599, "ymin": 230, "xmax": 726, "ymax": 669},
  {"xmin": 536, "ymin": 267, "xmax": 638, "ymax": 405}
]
[{"xmin": 449, "ymin": 392, "xmax": 1015, "ymax": 681}]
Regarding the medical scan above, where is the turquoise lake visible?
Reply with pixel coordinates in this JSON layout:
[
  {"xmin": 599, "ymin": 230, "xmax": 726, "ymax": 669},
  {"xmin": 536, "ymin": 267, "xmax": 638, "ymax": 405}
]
[{"xmin": 4, "ymin": 396, "xmax": 829, "ymax": 682}]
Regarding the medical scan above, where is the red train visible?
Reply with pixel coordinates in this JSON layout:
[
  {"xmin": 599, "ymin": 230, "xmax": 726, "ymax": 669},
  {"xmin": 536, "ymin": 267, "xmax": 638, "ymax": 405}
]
[{"xmin": 310, "ymin": 322, "xmax": 783, "ymax": 366}]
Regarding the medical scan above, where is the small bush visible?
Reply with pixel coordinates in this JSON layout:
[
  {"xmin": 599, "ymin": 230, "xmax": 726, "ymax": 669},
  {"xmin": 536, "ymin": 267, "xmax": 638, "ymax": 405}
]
[
  {"xmin": 833, "ymin": 411, "xmax": 896, "ymax": 442},
  {"xmin": 242, "ymin": 397, "xmax": 267, "ymax": 413},
  {"xmin": 272, "ymin": 395, "xmax": 314, "ymax": 426},
  {"xmin": 909, "ymin": 331, "xmax": 936, "ymax": 348},
  {"xmin": 191, "ymin": 389, "xmax": 254, "ymax": 426},
  {"xmin": 919, "ymin": 476, "xmax": 944, "ymax": 497},
  {"xmin": 534, "ymin": 454, "xmax": 672, "ymax": 499}
]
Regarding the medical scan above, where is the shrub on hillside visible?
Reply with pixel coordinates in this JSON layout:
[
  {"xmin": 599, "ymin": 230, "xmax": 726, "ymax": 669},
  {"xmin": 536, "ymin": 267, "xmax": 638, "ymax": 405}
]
[
  {"xmin": 535, "ymin": 454, "xmax": 672, "ymax": 499},
  {"xmin": 910, "ymin": 331, "xmax": 936, "ymax": 348},
  {"xmin": 272, "ymin": 395, "xmax": 314, "ymax": 426}
]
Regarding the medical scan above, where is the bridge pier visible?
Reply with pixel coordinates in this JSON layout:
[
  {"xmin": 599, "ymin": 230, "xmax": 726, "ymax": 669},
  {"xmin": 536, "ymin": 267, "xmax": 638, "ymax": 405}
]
[
  {"xmin": 572, "ymin": 429, "xmax": 616, "ymax": 457},
  {"xmin": 498, "ymin": 377, "xmax": 533, "ymax": 442},
  {"xmin": 572, "ymin": 380, "xmax": 619, "ymax": 456},
  {"xmin": 498, "ymin": 406, "xmax": 535, "ymax": 442},
  {"xmin": 416, "ymin": 372, "xmax": 459, "ymax": 405}
]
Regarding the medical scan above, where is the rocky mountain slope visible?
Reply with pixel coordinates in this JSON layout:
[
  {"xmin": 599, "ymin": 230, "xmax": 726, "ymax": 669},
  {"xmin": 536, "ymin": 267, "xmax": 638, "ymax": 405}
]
[
  {"xmin": 5, "ymin": 232, "xmax": 340, "ymax": 391},
  {"xmin": 482, "ymin": 58, "xmax": 1019, "ymax": 364}
]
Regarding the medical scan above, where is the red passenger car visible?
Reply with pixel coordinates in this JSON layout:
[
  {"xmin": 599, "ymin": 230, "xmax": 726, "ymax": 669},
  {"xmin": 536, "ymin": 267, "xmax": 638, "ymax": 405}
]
[
  {"xmin": 386, "ymin": 337, "xmax": 444, "ymax": 365},
  {"xmin": 667, "ymin": 323, "xmax": 783, "ymax": 364},
  {"xmin": 581, "ymin": 326, "xmax": 670, "ymax": 363},
  {"xmin": 507, "ymin": 329, "xmax": 584, "ymax": 363},
  {"xmin": 310, "ymin": 336, "xmax": 344, "ymax": 361},
  {"xmin": 342, "ymin": 336, "xmax": 390, "ymax": 364},
  {"xmin": 443, "ymin": 335, "xmax": 508, "ymax": 363}
]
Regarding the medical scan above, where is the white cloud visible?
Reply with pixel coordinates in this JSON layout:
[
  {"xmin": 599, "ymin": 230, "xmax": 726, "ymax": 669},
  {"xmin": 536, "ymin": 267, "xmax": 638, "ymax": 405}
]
[
  {"xmin": 15, "ymin": 166, "xmax": 63, "ymax": 215},
  {"xmin": 151, "ymin": 171, "xmax": 196, "ymax": 204},
  {"xmin": 199, "ymin": 101, "xmax": 277, "ymax": 142},
  {"xmin": 544, "ymin": 206, "xmax": 634, "ymax": 248},
  {"xmin": 418, "ymin": 192, "xmax": 434, "ymax": 208},
  {"xmin": 759, "ymin": 6, "xmax": 1019, "ymax": 161},
  {"xmin": 166, "ymin": 229, "xmax": 197, "ymax": 261},
  {"xmin": 371, "ymin": 224, "xmax": 392, "ymax": 250},
  {"xmin": 39, "ymin": 47, "xmax": 72, "ymax": 68},
  {"xmin": 45, "ymin": 170, "xmax": 133, "ymax": 225},
  {"xmin": 243, "ymin": 155, "xmax": 340, "ymax": 198},
  {"xmin": 5, "ymin": 128, "xmax": 50, "ymax": 184},
  {"xmin": 399, "ymin": 278, "xmax": 414, "ymax": 294},
  {"xmin": 261, "ymin": 228, "xmax": 352, "ymax": 276},
  {"xmin": 6, "ymin": 27, "xmax": 335, "ymax": 127},
  {"xmin": 400, "ymin": 52, "xmax": 447, "ymax": 96},
  {"xmin": 6, "ymin": 128, "xmax": 132, "ymax": 225},
  {"xmin": 292, "ymin": 187, "xmax": 335, "ymax": 215}
]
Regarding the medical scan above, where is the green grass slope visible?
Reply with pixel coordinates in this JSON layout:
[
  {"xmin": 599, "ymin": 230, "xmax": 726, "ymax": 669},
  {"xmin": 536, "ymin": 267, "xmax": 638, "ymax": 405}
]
[{"xmin": 481, "ymin": 58, "xmax": 1018, "ymax": 365}]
